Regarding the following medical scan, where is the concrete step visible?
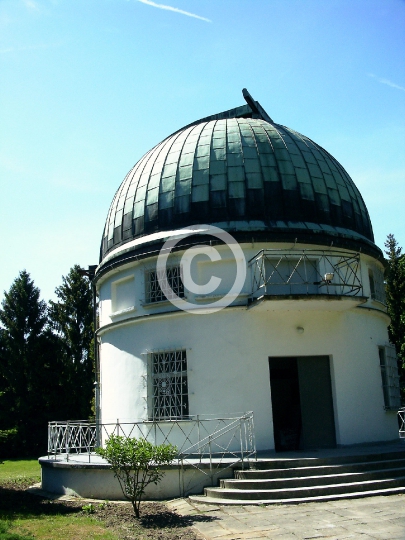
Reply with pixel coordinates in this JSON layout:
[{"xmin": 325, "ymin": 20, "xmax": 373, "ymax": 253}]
[
  {"xmin": 189, "ymin": 485, "xmax": 405, "ymax": 506},
  {"xmin": 188, "ymin": 446, "xmax": 405, "ymax": 505},
  {"xmin": 204, "ymin": 476, "xmax": 405, "ymax": 501},
  {"xmin": 235, "ymin": 458, "xmax": 405, "ymax": 480},
  {"xmin": 250, "ymin": 450, "xmax": 405, "ymax": 470},
  {"xmin": 222, "ymin": 467, "xmax": 405, "ymax": 490}
]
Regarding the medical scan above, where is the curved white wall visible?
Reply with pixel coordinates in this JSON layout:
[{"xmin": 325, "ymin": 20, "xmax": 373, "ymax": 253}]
[{"xmin": 96, "ymin": 242, "xmax": 397, "ymax": 451}]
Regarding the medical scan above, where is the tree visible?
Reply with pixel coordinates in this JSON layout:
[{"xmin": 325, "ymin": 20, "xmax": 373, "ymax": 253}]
[
  {"xmin": 0, "ymin": 270, "xmax": 59, "ymax": 455},
  {"xmin": 97, "ymin": 435, "xmax": 177, "ymax": 517},
  {"xmin": 384, "ymin": 234, "xmax": 405, "ymax": 399},
  {"xmin": 49, "ymin": 265, "xmax": 94, "ymax": 420}
]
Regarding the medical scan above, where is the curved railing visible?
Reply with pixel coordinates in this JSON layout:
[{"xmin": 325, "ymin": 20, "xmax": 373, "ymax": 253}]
[
  {"xmin": 249, "ymin": 249, "xmax": 367, "ymax": 299},
  {"xmin": 47, "ymin": 412, "xmax": 256, "ymax": 494}
]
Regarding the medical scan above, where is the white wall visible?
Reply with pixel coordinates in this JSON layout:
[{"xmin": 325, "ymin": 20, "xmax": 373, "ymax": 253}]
[
  {"xmin": 99, "ymin": 304, "xmax": 396, "ymax": 450},
  {"xmin": 97, "ymin": 243, "xmax": 397, "ymax": 451},
  {"xmin": 40, "ymin": 458, "xmax": 233, "ymax": 499}
]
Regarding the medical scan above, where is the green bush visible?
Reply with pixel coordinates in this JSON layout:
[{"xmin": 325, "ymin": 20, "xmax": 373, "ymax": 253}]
[{"xmin": 97, "ymin": 435, "xmax": 177, "ymax": 518}]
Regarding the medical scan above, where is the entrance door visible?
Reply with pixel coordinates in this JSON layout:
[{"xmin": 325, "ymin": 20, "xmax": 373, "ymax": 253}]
[{"xmin": 269, "ymin": 356, "xmax": 336, "ymax": 451}]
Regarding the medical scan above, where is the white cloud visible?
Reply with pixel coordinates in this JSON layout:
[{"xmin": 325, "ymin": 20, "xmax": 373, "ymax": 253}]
[
  {"xmin": 368, "ymin": 73, "xmax": 405, "ymax": 93},
  {"xmin": 136, "ymin": 0, "xmax": 211, "ymax": 22}
]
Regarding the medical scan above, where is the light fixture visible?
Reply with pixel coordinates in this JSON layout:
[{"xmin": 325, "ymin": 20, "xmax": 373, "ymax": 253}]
[{"xmin": 324, "ymin": 272, "xmax": 334, "ymax": 283}]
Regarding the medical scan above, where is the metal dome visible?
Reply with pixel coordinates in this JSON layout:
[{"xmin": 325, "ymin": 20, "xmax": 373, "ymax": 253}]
[{"xmin": 100, "ymin": 91, "xmax": 375, "ymax": 262}]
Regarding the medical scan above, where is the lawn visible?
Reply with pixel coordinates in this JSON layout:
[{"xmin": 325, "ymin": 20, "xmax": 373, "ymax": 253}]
[
  {"xmin": 0, "ymin": 459, "xmax": 40, "ymax": 483},
  {"xmin": 0, "ymin": 459, "xmax": 200, "ymax": 539},
  {"xmin": 0, "ymin": 459, "xmax": 117, "ymax": 539},
  {"xmin": 2, "ymin": 513, "xmax": 117, "ymax": 540}
]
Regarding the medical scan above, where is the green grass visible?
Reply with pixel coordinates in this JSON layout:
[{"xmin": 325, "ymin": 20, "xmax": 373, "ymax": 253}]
[
  {"xmin": 0, "ymin": 520, "xmax": 33, "ymax": 539},
  {"xmin": 0, "ymin": 460, "xmax": 40, "ymax": 483},
  {"xmin": 5, "ymin": 515, "xmax": 117, "ymax": 540},
  {"xmin": 0, "ymin": 459, "xmax": 117, "ymax": 539}
]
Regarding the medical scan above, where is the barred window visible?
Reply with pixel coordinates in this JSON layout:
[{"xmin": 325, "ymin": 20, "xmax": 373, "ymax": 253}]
[
  {"xmin": 150, "ymin": 350, "xmax": 189, "ymax": 419},
  {"xmin": 379, "ymin": 344, "xmax": 401, "ymax": 410},
  {"xmin": 145, "ymin": 266, "xmax": 184, "ymax": 303}
]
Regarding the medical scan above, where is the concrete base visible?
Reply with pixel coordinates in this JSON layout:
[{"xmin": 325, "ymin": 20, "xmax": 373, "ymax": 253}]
[
  {"xmin": 39, "ymin": 454, "xmax": 236, "ymax": 500},
  {"xmin": 40, "ymin": 441, "xmax": 405, "ymax": 501}
]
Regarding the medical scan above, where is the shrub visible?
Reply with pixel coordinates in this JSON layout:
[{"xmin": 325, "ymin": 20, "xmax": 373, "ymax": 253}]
[{"xmin": 97, "ymin": 435, "xmax": 177, "ymax": 517}]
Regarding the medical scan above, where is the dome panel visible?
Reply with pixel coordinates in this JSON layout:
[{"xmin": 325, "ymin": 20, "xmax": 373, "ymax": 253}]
[{"xmin": 100, "ymin": 115, "xmax": 375, "ymax": 262}]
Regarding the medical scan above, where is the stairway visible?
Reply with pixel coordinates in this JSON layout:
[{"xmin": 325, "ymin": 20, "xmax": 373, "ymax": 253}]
[{"xmin": 189, "ymin": 448, "xmax": 405, "ymax": 505}]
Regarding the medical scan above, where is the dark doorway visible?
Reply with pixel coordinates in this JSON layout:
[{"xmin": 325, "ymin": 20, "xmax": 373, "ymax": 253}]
[
  {"xmin": 269, "ymin": 356, "xmax": 336, "ymax": 451},
  {"xmin": 269, "ymin": 357, "xmax": 302, "ymax": 451}
]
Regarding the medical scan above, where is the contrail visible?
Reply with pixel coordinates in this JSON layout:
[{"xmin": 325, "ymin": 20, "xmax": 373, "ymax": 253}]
[
  {"xmin": 368, "ymin": 73, "xmax": 405, "ymax": 93},
  {"xmin": 137, "ymin": 0, "xmax": 211, "ymax": 22}
]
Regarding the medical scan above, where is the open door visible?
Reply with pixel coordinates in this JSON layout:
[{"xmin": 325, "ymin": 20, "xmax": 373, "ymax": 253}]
[{"xmin": 269, "ymin": 356, "xmax": 336, "ymax": 451}]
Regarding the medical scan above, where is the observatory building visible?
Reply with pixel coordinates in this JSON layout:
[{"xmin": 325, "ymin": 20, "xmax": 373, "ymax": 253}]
[
  {"xmin": 95, "ymin": 89, "xmax": 399, "ymax": 452},
  {"xmin": 41, "ymin": 90, "xmax": 402, "ymax": 501}
]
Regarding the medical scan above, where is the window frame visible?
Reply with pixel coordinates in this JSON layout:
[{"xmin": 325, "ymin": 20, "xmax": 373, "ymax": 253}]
[
  {"xmin": 368, "ymin": 265, "xmax": 386, "ymax": 305},
  {"xmin": 379, "ymin": 344, "xmax": 401, "ymax": 411},
  {"xmin": 147, "ymin": 349, "xmax": 189, "ymax": 420},
  {"xmin": 264, "ymin": 255, "xmax": 320, "ymax": 295}
]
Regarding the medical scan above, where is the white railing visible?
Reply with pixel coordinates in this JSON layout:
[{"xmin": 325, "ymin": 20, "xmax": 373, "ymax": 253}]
[
  {"xmin": 249, "ymin": 249, "xmax": 363, "ymax": 299},
  {"xmin": 399, "ymin": 408, "xmax": 405, "ymax": 439},
  {"xmin": 47, "ymin": 412, "xmax": 256, "ymax": 495},
  {"xmin": 48, "ymin": 419, "xmax": 97, "ymax": 460}
]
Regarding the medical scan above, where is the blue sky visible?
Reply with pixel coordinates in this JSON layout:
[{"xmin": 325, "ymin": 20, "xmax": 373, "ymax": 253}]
[{"xmin": 1, "ymin": 0, "xmax": 404, "ymax": 303}]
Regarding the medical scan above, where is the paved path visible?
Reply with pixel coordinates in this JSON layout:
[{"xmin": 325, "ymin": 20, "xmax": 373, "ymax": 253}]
[{"xmin": 167, "ymin": 494, "xmax": 405, "ymax": 540}]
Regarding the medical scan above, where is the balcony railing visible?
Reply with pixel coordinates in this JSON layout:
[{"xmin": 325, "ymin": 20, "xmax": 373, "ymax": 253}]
[{"xmin": 249, "ymin": 249, "xmax": 363, "ymax": 299}]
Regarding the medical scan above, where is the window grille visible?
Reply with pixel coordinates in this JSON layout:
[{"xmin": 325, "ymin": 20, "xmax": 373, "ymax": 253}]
[
  {"xmin": 379, "ymin": 344, "xmax": 401, "ymax": 410},
  {"xmin": 145, "ymin": 266, "xmax": 184, "ymax": 303},
  {"xmin": 149, "ymin": 350, "xmax": 189, "ymax": 420}
]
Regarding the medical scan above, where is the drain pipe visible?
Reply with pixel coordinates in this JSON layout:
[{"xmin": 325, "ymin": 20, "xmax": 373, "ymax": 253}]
[
  {"xmin": 92, "ymin": 275, "xmax": 101, "ymax": 448},
  {"xmin": 78, "ymin": 265, "xmax": 100, "ymax": 449},
  {"xmin": 86, "ymin": 265, "xmax": 100, "ymax": 448}
]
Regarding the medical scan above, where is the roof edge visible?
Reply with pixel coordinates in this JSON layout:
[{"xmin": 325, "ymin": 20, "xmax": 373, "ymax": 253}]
[{"xmin": 96, "ymin": 226, "xmax": 383, "ymax": 283}]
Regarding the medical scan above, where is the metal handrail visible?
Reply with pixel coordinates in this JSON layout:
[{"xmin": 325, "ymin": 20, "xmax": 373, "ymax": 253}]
[
  {"xmin": 399, "ymin": 408, "xmax": 405, "ymax": 439},
  {"xmin": 47, "ymin": 413, "xmax": 256, "ymax": 495}
]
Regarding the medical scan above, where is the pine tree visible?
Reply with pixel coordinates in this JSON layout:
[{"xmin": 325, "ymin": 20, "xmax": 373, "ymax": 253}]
[
  {"xmin": 384, "ymin": 234, "xmax": 405, "ymax": 399},
  {"xmin": 0, "ymin": 270, "xmax": 58, "ymax": 455},
  {"xmin": 49, "ymin": 265, "xmax": 94, "ymax": 420}
]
